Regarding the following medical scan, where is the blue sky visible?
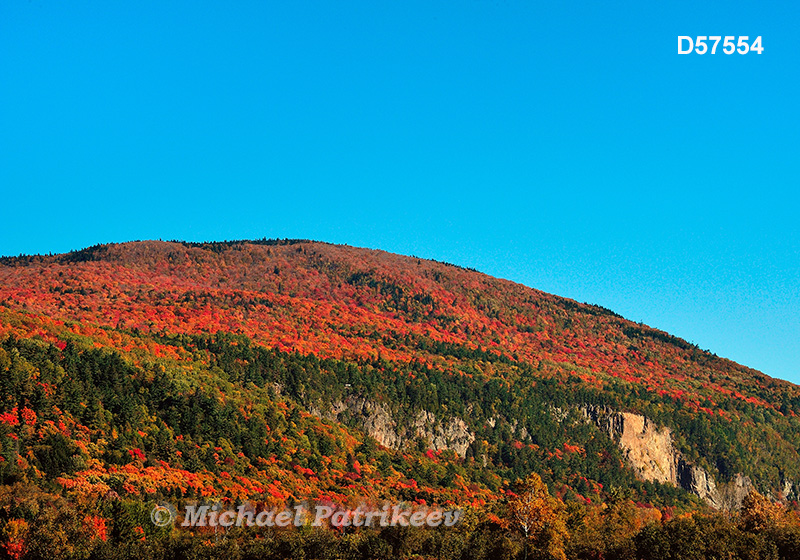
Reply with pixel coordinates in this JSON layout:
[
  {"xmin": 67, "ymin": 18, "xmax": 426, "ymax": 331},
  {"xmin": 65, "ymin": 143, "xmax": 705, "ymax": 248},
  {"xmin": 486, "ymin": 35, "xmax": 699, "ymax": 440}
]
[{"xmin": 1, "ymin": 2, "xmax": 798, "ymax": 382}]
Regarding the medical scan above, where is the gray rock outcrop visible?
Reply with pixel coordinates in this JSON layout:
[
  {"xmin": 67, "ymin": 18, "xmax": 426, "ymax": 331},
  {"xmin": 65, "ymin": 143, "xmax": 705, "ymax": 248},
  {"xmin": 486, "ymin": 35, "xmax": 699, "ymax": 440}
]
[{"xmin": 311, "ymin": 397, "xmax": 475, "ymax": 458}]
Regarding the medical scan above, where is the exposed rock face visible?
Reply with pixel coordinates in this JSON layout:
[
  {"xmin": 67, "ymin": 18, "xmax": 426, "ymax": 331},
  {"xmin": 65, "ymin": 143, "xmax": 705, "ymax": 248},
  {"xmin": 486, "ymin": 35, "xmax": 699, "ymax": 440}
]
[
  {"xmin": 717, "ymin": 473, "xmax": 753, "ymax": 511},
  {"xmin": 780, "ymin": 477, "xmax": 794, "ymax": 501},
  {"xmin": 311, "ymin": 397, "xmax": 475, "ymax": 458},
  {"xmin": 511, "ymin": 419, "xmax": 530, "ymax": 443},
  {"xmin": 341, "ymin": 398, "xmax": 403, "ymax": 449},
  {"xmin": 414, "ymin": 411, "xmax": 475, "ymax": 458},
  {"xmin": 583, "ymin": 406, "xmax": 676, "ymax": 485},
  {"xmin": 677, "ymin": 457, "xmax": 720, "ymax": 509},
  {"xmin": 315, "ymin": 396, "xmax": 770, "ymax": 508},
  {"xmin": 579, "ymin": 405, "xmax": 758, "ymax": 510}
]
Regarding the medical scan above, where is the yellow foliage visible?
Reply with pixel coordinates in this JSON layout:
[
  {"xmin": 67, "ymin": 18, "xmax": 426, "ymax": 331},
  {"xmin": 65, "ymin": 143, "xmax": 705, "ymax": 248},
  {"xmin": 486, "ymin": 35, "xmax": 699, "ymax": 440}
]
[{"xmin": 508, "ymin": 472, "xmax": 569, "ymax": 560}]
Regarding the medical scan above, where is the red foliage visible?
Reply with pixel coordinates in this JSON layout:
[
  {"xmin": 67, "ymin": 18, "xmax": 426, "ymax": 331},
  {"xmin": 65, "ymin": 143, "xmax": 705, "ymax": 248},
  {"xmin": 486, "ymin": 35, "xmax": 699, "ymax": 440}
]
[
  {"xmin": 1, "ymin": 519, "xmax": 27, "ymax": 560},
  {"xmin": 83, "ymin": 515, "xmax": 108, "ymax": 542},
  {"xmin": 0, "ymin": 239, "xmax": 797, "ymax": 517},
  {"xmin": 294, "ymin": 465, "xmax": 315, "ymax": 477},
  {"xmin": 20, "ymin": 407, "xmax": 36, "ymax": 426},
  {"xmin": 128, "ymin": 448, "xmax": 146, "ymax": 462},
  {"xmin": 0, "ymin": 408, "xmax": 19, "ymax": 426},
  {"xmin": 0, "ymin": 239, "xmax": 787, "ymax": 417}
]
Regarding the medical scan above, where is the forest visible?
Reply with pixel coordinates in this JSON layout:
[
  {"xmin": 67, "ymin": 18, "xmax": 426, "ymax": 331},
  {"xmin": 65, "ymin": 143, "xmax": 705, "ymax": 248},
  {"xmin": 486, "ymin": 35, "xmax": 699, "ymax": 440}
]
[{"xmin": 1, "ymin": 240, "xmax": 800, "ymax": 559}]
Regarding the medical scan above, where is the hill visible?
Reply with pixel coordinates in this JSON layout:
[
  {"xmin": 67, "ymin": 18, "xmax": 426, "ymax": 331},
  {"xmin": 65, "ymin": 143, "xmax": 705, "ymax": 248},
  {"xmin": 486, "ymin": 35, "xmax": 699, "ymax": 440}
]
[{"xmin": 1, "ymin": 239, "xmax": 799, "ymax": 559}]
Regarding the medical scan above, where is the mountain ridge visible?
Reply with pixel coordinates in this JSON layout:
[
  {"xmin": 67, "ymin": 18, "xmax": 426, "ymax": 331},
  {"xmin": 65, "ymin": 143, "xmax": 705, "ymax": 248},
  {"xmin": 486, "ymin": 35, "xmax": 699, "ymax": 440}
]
[
  {"xmin": 1, "ymin": 238, "xmax": 799, "ymax": 516},
  {"xmin": 0, "ymin": 239, "xmax": 787, "ymax": 386}
]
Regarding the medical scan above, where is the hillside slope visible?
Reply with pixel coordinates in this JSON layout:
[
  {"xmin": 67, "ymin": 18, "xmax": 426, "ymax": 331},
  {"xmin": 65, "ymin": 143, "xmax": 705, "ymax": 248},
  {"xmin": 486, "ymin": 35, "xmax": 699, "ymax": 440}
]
[{"xmin": 1, "ymin": 239, "xmax": 799, "ymax": 514}]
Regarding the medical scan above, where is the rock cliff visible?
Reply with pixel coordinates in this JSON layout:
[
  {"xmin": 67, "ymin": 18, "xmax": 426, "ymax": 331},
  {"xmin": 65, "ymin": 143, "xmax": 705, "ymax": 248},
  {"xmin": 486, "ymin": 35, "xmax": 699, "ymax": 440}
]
[
  {"xmin": 314, "ymin": 396, "xmax": 767, "ymax": 508},
  {"xmin": 582, "ymin": 406, "xmax": 676, "ymax": 485},
  {"xmin": 579, "ymin": 405, "xmax": 759, "ymax": 510},
  {"xmin": 311, "ymin": 397, "xmax": 475, "ymax": 458}
]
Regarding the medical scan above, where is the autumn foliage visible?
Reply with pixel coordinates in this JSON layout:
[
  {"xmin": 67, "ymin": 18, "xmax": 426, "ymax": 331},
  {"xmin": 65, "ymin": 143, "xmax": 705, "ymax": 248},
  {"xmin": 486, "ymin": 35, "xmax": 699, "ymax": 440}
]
[{"xmin": 0, "ymin": 239, "xmax": 800, "ymax": 559}]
